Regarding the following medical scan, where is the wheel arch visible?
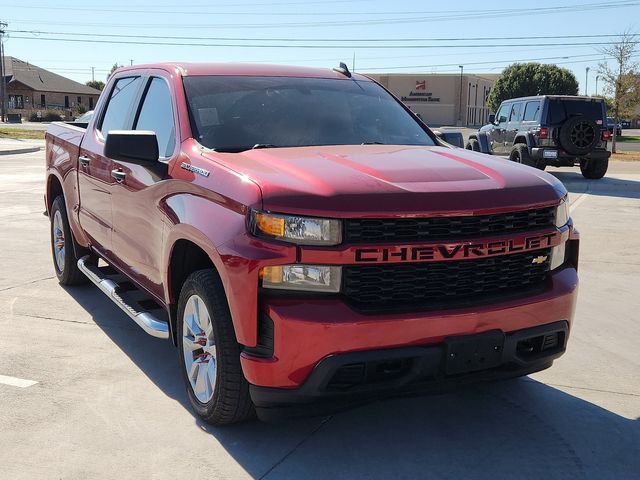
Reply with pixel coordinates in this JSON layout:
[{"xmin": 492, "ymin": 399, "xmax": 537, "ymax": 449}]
[{"xmin": 473, "ymin": 132, "xmax": 491, "ymax": 153}]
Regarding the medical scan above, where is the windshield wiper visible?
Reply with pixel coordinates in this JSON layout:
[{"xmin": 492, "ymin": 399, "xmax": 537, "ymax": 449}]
[
  {"xmin": 361, "ymin": 141, "xmax": 385, "ymax": 145},
  {"xmin": 251, "ymin": 143, "xmax": 278, "ymax": 149},
  {"xmin": 211, "ymin": 144, "xmax": 279, "ymax": 153}
]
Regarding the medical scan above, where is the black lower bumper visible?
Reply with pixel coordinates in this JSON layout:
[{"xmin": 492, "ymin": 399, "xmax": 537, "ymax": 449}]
[
  {"xmin": 250, "ymin": 321, "xmax": 569, "ymax": 420},
  {"xmin": 531, "ymin": 147, "xmax": 610, "ymax": 165}
]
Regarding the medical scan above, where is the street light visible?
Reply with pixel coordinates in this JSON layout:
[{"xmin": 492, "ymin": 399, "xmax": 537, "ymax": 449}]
[
  {"xmin": 585, "ymin": 67, "xmax": 590, "ymax": 96},
  {"xmin": 458, "ymin": 65, "xmax": 464, "ymax": 125}
]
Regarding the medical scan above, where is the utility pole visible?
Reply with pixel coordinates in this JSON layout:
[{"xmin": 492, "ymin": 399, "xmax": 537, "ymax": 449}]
[
  {"xmin": 458, "ymin": 65, "xmax": 464, "ymax": 126},
  {"xmin": 130, "ymin": 59, "xmax": 134, "ymax": 66},
  {"xmin": 0, "ymin": 21, "xmax": 7, "ymax": 123},
  {"xmin": 91, "ymin": 66, "xmax": 95, "ymax": 82},
  {"xmin": 585, "ymin": 66, "xmax": 590, "ymax": 96},
  {"xmin": 595, "ymin": 75, "xmax": 599, "ymax": 96}
]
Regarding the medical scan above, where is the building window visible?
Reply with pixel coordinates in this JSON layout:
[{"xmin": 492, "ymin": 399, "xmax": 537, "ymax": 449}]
[
  {"xmin": 77, "ymin": 96, "xmax": 82, "ymax": 104},
  {"xmin": 89, "ymin": 97, "xmax": 94, "ymax": 109},
  {"xmin": 40, "ymin": 94, "xmax": 46, "ymax": 108},
  {"xmin": 8, "ymin": 95, "xmax": 24, "ymax": 109},
  {"xmin": 64, "ymin": 96, "xmax": 69, "ymax": 108}
]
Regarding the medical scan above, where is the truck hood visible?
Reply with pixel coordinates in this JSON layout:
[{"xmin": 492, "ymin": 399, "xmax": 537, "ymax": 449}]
[{"xmin": 202, "ymin": 145, "xmax": 566, "ymax": 217}]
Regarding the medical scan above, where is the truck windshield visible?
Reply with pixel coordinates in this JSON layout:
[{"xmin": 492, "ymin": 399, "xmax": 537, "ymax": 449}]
[{"xmin": 183, "ymin": 76, "xmax": 436, "ymax": 152}]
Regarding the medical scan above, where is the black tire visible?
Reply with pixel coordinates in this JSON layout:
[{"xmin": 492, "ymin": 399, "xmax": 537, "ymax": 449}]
[
  {"xmin": 559, "ymin": 116, "xmax": 599, "ymax": 156},
  {"xmin": 465, "ymin": 138, "xmax": 481, "ymax": 152},
  {"xmin": 177, "ymin": 269, "xmax": 254, "ymax": 425},
  {"xmin": 50, "ymin": 195, "xmax": 88, "ymax": 285},
  {"xmin": 509, "ymin": 144, "xmax": 541, "ymax": 169},
  {"xmin": 580, "ymin": 158, "xmax": 608, "ymax": 179}
]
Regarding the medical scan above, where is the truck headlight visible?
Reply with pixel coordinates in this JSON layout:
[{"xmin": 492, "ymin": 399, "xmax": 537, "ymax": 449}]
[
  {"xmin": 555, "ymin": 197, "xmax": 570, "ymax": 228},
  {"xmin": 261, "ymin": 265, "xmax": 342, "ymax": 292},
  {"xmin": 249, "ymin": 210, "xmax": 342, "ymax": 246},
  {"xmin": 550, "ymin": 241, "xmax": 566, "ymax": 270}
]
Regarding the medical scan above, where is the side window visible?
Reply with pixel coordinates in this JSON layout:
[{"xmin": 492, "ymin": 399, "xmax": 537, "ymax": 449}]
[
  {"xmin": 100, "ymin": 77, "xmax": 142, "ymax": 137},
  {"xmin": 509, "ymin": 102, "xmax": 523, "ymax": 122},
  {"xmin": 134, "ymin": 77, "xmax": 176, "ymax": 158},
  {"xmin": 523, "ymin": 101, "xmax": 541, "ymax": 122},
  {"xmin": 496, "ymin": 104, "xmax": 510, "ymax": 125}
]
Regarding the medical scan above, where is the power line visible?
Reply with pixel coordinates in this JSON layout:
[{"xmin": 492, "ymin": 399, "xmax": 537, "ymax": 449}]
[
  {"xmin": 3, "ymin": 1, "xmax": 639, "ymax": 28},
  {"xmin": 8, "ymin": 35, "xmax": 638, "ymax": 49},
  {"xmin": 7, "ymin": 30, "xmax": 635, "ymax": 43}
]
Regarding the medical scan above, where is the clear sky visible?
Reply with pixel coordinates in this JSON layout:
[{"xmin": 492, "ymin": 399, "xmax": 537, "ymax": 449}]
[{"xmin": 1, "ymin": 0, "xmax": 639, "ymax": 95}]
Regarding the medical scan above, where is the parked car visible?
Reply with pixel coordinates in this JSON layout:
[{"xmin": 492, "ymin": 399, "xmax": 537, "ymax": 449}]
[
  {"xmin": 607, "ymin": 117, "xmax": 622, "ymax": 136},
  {"xmin": 74, "ymin": 110, "xmax": 94, "ymax": 124},
  {"xmin": 466, "ymin": 95, "xmax": 611, "ymax": 179},
  {"xmin": 45, "ymin": 63, "xmax": 578, "ymax": 424}
]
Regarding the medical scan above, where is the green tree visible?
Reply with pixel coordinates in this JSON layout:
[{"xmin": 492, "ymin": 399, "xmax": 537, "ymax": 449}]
[
  {"xmin": 598, "ymin": 33, "xmax": 639, "ymax": 152},
  {"xmin": 85, "ymin": 80, "xmax": 105, "ymax": 91},
  {"xmin": 107, "ymin": 63, "xmax": 122, "ymax": 80},
  {"xmin": 487, "ymin": 63, "xmax": 579, "ymax": 112}
]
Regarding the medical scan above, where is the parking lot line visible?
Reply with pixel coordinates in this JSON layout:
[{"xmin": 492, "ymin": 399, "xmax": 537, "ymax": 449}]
[{"xmin": 0, "ymin": 374, "xmax": 38, "ymax": 388}]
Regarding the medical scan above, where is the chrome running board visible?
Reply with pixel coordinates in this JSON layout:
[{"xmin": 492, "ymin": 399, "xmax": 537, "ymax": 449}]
[{"xmin": 77, "ymin": 256, "xmax": 169, "ymax": 339}]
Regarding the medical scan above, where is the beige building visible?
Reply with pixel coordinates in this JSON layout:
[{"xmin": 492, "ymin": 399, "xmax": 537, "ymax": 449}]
[
  {"xmin": 1, "ymin": 57, "xmax": 101, "ymax": 120},
  {"xmin": 366, "ymin": 73, "xmax": 498, "ymax": 127}
]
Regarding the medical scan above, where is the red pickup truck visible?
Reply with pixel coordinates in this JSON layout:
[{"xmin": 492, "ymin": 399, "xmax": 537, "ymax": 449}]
[{"xmin": 45, "ymin": 63, "xmax": 579, "ymax": 424}]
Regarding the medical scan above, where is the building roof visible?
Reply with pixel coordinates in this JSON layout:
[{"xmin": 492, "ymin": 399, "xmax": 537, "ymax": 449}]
[{"xmin": 1, "ymin": 57, "xmax": 101, "ymax": 95}]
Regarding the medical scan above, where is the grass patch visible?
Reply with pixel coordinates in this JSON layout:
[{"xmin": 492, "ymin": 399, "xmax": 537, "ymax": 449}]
[
  {"xmin": 0, "ymin": 128, "xmax": 45, "ymax": 140},
  {"xmin": 615, "ymin": 135, "xmax": 640, "ymax": 143},
  {"xmin": 611, "ymin": 152, "xmax": 640, "ymax": 162}
]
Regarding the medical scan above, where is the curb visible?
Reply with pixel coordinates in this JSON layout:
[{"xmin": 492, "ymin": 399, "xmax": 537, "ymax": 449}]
[{"xmin": 0, "ymin": 146, "xmax": 43, "ymax": 156}]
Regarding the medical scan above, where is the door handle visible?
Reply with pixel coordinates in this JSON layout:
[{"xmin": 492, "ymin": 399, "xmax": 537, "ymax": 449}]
[
  {"xmin": 79, "ymin": 156, "xmax": 90, "ymax": 167},
  {"xmin": 111, "ymin": 169, "xmax": 126, "ymax": 182}
]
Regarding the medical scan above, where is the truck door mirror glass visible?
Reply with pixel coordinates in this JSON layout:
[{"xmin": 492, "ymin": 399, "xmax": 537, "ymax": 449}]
[
  {"xmin": 104, "ymin": 130, "xmax": 159, "ymax": 164},
  {"xmin": 488, "ymin": 114, "xmax": 496, "ymax": 124}
]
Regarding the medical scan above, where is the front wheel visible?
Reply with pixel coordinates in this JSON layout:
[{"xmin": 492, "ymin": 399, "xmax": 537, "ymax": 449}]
[
  {"xmin": 50, "ymin": 196, "xmax": 88, "ymax": 285},
  {"xmin": 580, "ymin": 158, "xmax": 608, "ymax": 179},
  {"xmin": 177, "ymin": 269, "xmax": 254, "ymax": 425},
  {"xmin": 465, "ymin": 138, "xmax": 481, "ymax": 152}
]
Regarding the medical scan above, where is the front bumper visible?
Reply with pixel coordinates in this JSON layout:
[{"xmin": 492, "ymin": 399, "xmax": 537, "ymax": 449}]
[{"xmin": 250, "ymin": 320, "xmax": 569, "ymax": 420}]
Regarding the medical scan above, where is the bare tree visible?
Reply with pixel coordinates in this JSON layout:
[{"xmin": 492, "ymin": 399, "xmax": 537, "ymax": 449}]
[{"xmin": 598, "ymin": 33, "xmax": 640, "ymax": 153}]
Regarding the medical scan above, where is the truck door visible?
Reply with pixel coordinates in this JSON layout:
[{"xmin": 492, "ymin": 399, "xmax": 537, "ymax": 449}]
[
  {"xmin": 110, "ymin": 75, "xmax": 177, "ymax": 300},
  {"xmin": 505, "ymin": 102, "xmax": 523, "ymax": 148},
  {"xmin": 488, "ymin": 102, "xmax": 511, "ymax": 154},
  {"xmin": 77, "ymin": 76, "xmax": 144, "ymax": 256}
]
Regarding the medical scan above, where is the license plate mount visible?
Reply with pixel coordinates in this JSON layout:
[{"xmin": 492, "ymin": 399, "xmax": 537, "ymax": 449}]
[
  {"xmin": 543, "ymin": 149, "xmax": 559, "ymax": 159},
  {"xmin": 444, "ymin": 330, "xmax": 505, "ymax": 375}
]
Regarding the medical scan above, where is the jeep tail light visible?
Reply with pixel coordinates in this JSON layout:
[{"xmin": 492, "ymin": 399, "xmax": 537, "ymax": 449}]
[
  {"xmin": 538, "ymin": 127, "xmax": 549, "ymax": 139},
  {"xmin": 602, "ymin": 130, "xmax": 611, "ymax": 141}
]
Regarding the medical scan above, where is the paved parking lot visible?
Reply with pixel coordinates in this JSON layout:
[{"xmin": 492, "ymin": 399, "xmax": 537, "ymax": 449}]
[{"xmin": 0, "ymin": 151, "xmax": 638, "ymax": 479}]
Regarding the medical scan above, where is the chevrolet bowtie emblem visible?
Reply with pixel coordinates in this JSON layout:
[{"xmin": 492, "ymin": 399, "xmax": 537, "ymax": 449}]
[{"xmin": 532, "ymin": 255, "xmax": 548, "ymax": 264}]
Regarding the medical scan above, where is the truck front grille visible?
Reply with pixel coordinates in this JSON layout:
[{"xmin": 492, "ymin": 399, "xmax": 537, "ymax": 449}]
[
  {"xmin": 342, "ymin": 249, "xmax": 551, "ymax": 312},
  {"xmin": 344, "ymin": 207, "xmax": 556, "ymax": 244}
]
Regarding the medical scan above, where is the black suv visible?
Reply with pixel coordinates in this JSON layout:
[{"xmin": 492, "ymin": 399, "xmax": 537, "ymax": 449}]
[{"xmin": 466, "ymin": 95, "xmax": 611, "ymax": 179}]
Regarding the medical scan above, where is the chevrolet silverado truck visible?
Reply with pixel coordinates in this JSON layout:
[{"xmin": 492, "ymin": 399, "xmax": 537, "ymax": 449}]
[
  {"xmin": 466, "ymin": 95, "xmax": 611, "ymax": 179},
  {"xmin": 45, "ymin": 63, "xmax": 579, "ymax": 424}
]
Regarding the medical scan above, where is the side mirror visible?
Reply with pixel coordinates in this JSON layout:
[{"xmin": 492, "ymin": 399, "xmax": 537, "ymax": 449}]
[
  {"xmin": 488, "ymin": 114, "xmax": 496, "ymax": 124},
  {"xmin": 104, "ymin": 130, "xmax": 159, "ymax": 164}
]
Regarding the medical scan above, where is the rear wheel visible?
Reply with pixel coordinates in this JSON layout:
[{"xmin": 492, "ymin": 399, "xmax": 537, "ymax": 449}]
[
  {"xmin": 177, "ymin": 269, "xmax": 254, "ymax": 425},
  {"xmin": 509, "ymin": 144, "xmax": 541, "ymax": 169},
  {"xmin": 50, "ymin": 196, "xmax": 88, "ymax": 285},
  {"xmin": 465, "ymin": 138, "xmax": 481, "ymax": 152},
  {"xmin": 580, "ymin": 158, "xmax": 608, "ymax": 179}
]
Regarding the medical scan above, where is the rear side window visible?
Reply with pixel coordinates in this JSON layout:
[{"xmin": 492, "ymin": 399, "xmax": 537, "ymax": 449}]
[
  {"xmin": 523, "ymin": 101, "xmax": 541, "ymax": 122},
  {"xmin": 546, "ymin": 99, "xmax": 605, "ymax": 125},
  {"xmin": 134, "ymin": 77, "xmax": 176, "ymax": 158},
  {"xmin": 99, "ymin": 77, "xmax": 142, "ymax": 137},
  {"xmin": 509, "ymin": 102, "xmax": 523, "ymax": 122}
]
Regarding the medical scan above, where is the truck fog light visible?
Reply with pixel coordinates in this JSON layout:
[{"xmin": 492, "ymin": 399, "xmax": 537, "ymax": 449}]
[
  {"xmin": 550, "ymin": 242, "xmax": 566, "ymax": 270},
  {"xmin": 260, "ymin": 265, "xmax": 341, "ymax": 293}
]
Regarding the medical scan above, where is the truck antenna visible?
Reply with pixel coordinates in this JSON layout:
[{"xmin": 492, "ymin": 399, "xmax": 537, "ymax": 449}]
[{"xmin": 333, "ymin": 62, "xmax": 352, "ymax": 78}]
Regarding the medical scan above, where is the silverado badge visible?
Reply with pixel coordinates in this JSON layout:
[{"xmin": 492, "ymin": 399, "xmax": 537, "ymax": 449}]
[{"xmin": 180, "ymin": 162, "xmax": 210, "ymax": 177}]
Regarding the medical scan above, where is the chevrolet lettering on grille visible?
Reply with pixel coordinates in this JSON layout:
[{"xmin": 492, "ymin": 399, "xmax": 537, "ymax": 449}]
[{"xmin": 354, "ymin": 232, "xmax": 558, "ymax": 263}]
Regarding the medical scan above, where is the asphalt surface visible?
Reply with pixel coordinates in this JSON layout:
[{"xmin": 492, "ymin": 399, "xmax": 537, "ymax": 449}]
[{"xmin": 0, "ymin": 151, "xmax": 638, "ymax": 480}]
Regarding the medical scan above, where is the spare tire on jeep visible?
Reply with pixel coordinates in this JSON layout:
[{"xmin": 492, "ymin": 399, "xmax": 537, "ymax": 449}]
[{"xmin": 559, "ymin": 116, "xmax": 599, "ymax": 156}]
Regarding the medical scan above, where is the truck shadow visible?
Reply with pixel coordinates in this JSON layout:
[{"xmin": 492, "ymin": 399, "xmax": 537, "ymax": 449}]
[
  {"xmin": 65, "ymin": 286, "xmax": 640, "ymax": 479},
  {"xmin": 549, "ymin": 171, "xmax": 640, "ymax": 200}
]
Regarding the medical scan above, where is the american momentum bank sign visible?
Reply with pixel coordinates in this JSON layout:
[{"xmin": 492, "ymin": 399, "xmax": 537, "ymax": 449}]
[{"xmin": 400, "ymin": 80, "xmax": 441, "ymax": 103}]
